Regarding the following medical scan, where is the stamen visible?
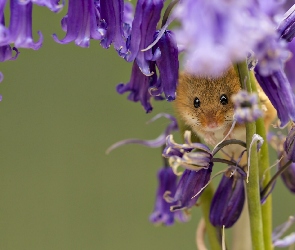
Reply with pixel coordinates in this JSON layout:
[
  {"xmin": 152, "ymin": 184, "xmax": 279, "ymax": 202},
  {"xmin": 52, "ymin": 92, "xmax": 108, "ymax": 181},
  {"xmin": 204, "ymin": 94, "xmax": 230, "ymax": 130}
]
[{"xmin": 247, "ymin": 134, "xmax": 264, "ymax": 183}]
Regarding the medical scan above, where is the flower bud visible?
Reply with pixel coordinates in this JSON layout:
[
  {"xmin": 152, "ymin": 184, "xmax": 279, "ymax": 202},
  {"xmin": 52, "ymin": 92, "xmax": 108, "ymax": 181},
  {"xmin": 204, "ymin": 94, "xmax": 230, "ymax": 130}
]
[{"xmin": 210, "ymin": 169, "xmax": 245, "ymax": 228}]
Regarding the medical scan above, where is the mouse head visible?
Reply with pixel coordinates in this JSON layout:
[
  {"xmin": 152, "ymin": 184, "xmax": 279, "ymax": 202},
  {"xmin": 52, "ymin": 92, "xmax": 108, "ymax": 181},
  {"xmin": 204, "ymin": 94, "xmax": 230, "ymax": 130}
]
[{"xmin": 175, "ymin": 67, "xmax": 241, "ymax": 132}]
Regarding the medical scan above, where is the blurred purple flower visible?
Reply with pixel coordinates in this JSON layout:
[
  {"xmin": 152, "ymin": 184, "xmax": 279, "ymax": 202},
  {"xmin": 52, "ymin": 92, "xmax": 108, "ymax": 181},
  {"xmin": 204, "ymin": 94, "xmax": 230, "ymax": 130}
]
[
  {"xmin": 19, "ymin": 0, "xmax": 64, "ymax": 12},
  {"xmin": 165, "ymin": 165, "xmax": 212, "ymax": 211},
  {"xmin": 53, "ymin": 0, "xmax": 103, "ymax": 47},
  {"xmin": 124, "ymin": 0, "xmax": 164, "ymax": 75},
  {"xmin": 150, "ymin": 166, "xmax": 189, "ymax": 226},
  {"xmin": 232, "ymin": 90, "xmax": 263, "ymax": 123},
  {"xmin": 254, "ymin": 35, "xmax": 290, "ymax": 76},
  {"xmin": 210, "ymin": 168, "xmax": 245, "ymax": 228},
  {"xmin": 254, "ymin": 67, "xmax": 295, "ymax": 127},
  {"xmin": 7, "ymin": 0, "xmax": 43, "ymax": 49},
  {"xmin": 278, "ymin": 4, "xmax": 295, "ymax": 42},
  {"xmin": 173, "ymin": 0, "xmax": 275, "ymax": 76}
]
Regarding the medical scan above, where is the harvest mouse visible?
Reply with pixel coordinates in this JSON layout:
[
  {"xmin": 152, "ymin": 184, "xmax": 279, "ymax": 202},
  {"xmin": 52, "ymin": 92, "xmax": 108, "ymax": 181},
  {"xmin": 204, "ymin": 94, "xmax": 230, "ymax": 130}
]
[{"xmin": 174, "ymin": 66, "xmax": 276, "ymax": 160}]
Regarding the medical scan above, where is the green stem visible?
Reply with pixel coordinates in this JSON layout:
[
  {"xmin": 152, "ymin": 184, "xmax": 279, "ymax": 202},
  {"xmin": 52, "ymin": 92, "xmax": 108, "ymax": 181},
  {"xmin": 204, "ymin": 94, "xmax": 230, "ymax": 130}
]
[
  {"xmin": 250, "ymin": 73, "xmax": 273, "ymax": 250},
  {"xmin": 237, "ymin": 62, "xmax": 265, "ymax": 250},
  {"xmin": 200, "ymin": 183, "xmax": 222, "ymax": 250}
]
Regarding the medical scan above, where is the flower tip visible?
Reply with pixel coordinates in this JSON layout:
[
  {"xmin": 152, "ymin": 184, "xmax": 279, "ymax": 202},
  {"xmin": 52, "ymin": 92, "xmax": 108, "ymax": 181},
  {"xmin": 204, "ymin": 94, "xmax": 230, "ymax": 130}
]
[
  {"xmin": 0, "ymin": 72, "xmax": 3, "ymax": 83},
  {"xmin": 166, "ymin": 95, "xmax": 175, "ymax": 102}
]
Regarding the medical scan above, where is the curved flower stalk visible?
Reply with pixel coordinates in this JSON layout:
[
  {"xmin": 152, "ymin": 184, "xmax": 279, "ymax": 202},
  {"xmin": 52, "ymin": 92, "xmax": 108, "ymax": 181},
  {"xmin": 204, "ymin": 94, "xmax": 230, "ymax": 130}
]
[
  {"xmin": 106, "ymin": 113, "xmax": 178, "ymax": 153},
  {"xmin": 210, "ymin": 167, "xmax": 246, "ymax": 228},
  {"xmin": 150, "ymin": 166, "xmax": 189, "ymax": 225}
]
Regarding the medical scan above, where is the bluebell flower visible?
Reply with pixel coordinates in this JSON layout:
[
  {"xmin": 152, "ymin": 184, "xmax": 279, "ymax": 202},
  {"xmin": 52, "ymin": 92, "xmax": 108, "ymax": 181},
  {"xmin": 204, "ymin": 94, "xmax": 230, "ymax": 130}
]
[
  {"xmin": 150, "ymin": 166, "xmax": 189, "ymax": 226},
  {"xmin": 165, "ymin": 165, "xmax": 213, "ymax": 211},
  {"xmin": 116, "ymin": 61, "xmax": 154, "ymax": 113},
  {"xmin": 152, "ymin": 30, "xmax": 179, "ymax": 101},
  {"xmin": 163, "ymin": 131, "xmax": 213, "ymax": 173},
  {"xmin": 124, "ymin": 0, "xmax": 164, "ymax": 75},
  {"xmin": 6, "ymin": 0, "xmax": 43, "ymax": 49},
  {"xmin": 254, "ymin": 67, "xmax": 295, "ymax": 127},
  {"xmin": 100, "ymin": 0, "xmax": 126, "ymax": 51},
  {"xmin": 19, "ymin": 0, "xmax": 64, "ymax": 13},
  {"xmin": 210, "ymin": 168, "xmax": 245, "ymax": 228},
  {"xmin": 53, "ymin": 0, "xmax": 103, "ymax": 47},
  {"xmin": 231, "ymin": 90, "xmax": 263, "ymax": 123},
  {"xmin": 172, "ymin": 0, "xmax": 275, "ymax": 76}
]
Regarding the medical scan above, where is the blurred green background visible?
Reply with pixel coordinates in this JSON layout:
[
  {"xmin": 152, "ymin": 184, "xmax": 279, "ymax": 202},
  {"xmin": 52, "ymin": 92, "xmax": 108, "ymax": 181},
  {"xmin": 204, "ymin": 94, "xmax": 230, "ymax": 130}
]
[{"xmin": 0, "ymin": 3, "xmax": 294, "ymax": 250}]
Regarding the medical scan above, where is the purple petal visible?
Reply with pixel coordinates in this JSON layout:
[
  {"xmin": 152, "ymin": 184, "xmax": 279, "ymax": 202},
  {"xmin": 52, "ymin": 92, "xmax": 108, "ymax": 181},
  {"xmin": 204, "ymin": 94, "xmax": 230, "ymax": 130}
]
[
  {"xmin": 0, "ymin": 45, "xmax": 19, "ymax": 62},
  {"xmin": 254, "ymin": 67, "xmax": 295, "ymax": 127},
  {"xmin": 19, "ymin": 0, "xmax": 64, "ymax": 12},
  {"xmin": 53, "ymin": 0, "xmax": 103, "ymax": 48},
  {"xmin": 125, "ymin": 0, "xmax": 164, "ymax": 75},
  {"xmin": 149, "ymin": 167, "xmax": 178, "ymax": 226},
  {"xmin": 154, "ymin": 31, "xmax": 179, "ymax": 101},
  {"xmin": 7, "ymin": 0, "xmax": 43, "ymax": 49},
  {"xmin": 278, "ymin": 4, "xmax": 295, "ymax": 42},
  {"xmin": 169, "ymin": 165, "xmax": 212, "ymax": 211},
  {"xmin": 100, "ymin": 0, "xmax": 126, "ymax": 51},
  {"xmin": 210, "ymin": 172, "xmax": 245, "ymax": 228},
  {"xmin": 116, "ymin": 61, "xmax": 153, "ymax": 112}
]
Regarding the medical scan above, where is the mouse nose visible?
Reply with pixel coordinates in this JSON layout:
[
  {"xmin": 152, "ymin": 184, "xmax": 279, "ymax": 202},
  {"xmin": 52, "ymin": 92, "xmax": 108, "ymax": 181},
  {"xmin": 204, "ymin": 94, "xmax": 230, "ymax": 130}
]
[{"xmin": 208, "ymin": 122, "xmax": 218, "ymax": 129}]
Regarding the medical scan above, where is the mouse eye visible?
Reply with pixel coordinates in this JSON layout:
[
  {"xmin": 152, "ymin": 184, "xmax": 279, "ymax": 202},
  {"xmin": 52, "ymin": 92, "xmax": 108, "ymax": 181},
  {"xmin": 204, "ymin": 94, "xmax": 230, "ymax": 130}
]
[
  {"xmin": 194, "ymin": 97, "xmax": 201, "ymax": 108},
  {"xmin": 220, "ymin": 94, "xmax": 228, "ymax": 105}
]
